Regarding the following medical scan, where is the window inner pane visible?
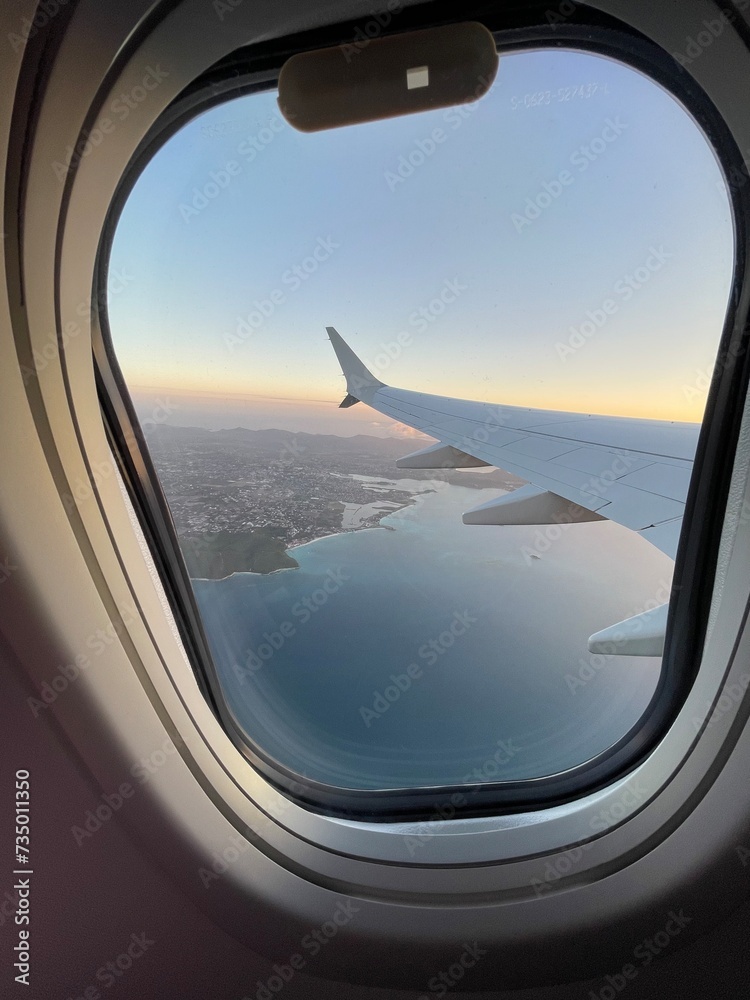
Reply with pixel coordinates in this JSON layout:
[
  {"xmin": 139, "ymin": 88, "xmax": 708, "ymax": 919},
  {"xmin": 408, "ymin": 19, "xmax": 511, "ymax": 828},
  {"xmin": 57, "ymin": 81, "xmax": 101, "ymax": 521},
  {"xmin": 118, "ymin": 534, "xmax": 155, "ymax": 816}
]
[{"xmin": 107, "ymin": 46, "xmax": 733, "ymax": 790}]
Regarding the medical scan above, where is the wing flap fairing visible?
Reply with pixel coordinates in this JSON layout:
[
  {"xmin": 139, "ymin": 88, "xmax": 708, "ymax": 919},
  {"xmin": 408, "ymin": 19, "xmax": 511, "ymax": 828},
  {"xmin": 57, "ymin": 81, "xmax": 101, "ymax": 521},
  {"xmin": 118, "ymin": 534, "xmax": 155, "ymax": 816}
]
[
  {"xmin": 462, "ymin": 485, "xmax": 607, "ymax": 526},
  {"xmin": 396, "ymin": 442, "xmax": 490, "ymax": 469}
]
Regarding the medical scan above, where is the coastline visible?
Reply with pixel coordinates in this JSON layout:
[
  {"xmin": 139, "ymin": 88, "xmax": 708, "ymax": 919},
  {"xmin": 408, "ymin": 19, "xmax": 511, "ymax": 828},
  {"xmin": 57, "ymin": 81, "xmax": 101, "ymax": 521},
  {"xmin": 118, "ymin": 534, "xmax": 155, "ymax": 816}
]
[
  {"xmin": 189, "ymin": 481, "xmax": 435, "ymax": 582},
  {"xmin": 188, "ymin": 477, "xmax": 500, "ymax": 582}
]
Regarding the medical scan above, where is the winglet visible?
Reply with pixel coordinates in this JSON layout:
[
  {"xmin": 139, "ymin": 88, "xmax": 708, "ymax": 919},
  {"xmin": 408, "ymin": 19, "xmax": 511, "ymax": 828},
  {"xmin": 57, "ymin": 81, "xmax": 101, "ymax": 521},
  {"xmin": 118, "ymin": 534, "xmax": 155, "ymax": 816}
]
[{"xmin": 327, "ymin": 327, "xmax": 385, "ymax": 403}]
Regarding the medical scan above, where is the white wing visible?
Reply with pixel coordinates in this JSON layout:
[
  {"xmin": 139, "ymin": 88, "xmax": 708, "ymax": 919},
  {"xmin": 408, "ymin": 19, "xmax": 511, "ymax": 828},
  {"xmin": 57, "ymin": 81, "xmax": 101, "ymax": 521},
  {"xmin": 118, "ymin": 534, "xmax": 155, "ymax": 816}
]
[{"xmin": 327, "ymin": 327, "xmax": 700, "ymax": 656}]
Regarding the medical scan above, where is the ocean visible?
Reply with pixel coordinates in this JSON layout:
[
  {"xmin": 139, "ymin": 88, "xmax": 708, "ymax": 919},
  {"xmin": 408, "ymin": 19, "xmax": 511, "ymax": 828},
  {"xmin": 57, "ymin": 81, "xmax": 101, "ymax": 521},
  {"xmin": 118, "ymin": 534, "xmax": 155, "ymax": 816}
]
[{"xmin": 192, "ymin": 478, "xmax": 672, "ymax": 790}]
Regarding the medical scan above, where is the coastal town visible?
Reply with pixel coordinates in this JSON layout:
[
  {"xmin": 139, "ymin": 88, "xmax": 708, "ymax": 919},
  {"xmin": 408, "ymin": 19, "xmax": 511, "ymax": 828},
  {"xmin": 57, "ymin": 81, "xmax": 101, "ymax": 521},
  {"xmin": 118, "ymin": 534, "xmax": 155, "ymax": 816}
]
[{"xmin": 145, "ymin": 423, "xmax": 523, "ymax": 576}]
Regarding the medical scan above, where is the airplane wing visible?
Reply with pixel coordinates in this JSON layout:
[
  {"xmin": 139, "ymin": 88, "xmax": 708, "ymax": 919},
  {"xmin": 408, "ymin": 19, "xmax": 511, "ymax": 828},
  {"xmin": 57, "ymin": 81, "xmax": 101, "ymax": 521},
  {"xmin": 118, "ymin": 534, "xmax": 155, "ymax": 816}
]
[{"xmin": 327, "ymin": 326, "xmax": 701, "ymax": 657}]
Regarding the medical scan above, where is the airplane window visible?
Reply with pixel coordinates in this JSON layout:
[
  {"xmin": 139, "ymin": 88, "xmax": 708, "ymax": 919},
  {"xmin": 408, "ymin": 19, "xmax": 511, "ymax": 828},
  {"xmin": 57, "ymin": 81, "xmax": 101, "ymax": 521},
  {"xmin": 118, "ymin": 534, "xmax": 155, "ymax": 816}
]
[{"xmin": 104, "ymin": 43, "xmax": 733, "ymax": 801}]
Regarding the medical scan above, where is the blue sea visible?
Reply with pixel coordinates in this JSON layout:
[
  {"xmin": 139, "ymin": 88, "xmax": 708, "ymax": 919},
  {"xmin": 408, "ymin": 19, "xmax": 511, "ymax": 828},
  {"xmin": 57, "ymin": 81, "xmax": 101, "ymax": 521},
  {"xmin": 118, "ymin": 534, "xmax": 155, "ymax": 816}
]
[{"xmin": 192, "ymin": 479, "xmax": 672, "ymax": 790}]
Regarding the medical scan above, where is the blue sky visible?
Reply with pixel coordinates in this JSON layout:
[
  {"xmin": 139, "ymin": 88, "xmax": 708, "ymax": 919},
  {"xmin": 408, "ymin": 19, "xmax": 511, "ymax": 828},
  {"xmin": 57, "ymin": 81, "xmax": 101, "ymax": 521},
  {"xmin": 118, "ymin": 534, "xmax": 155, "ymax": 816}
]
[{"xmin": 108, "ymin": 46, "xmax": 734, "ymax": 435}]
